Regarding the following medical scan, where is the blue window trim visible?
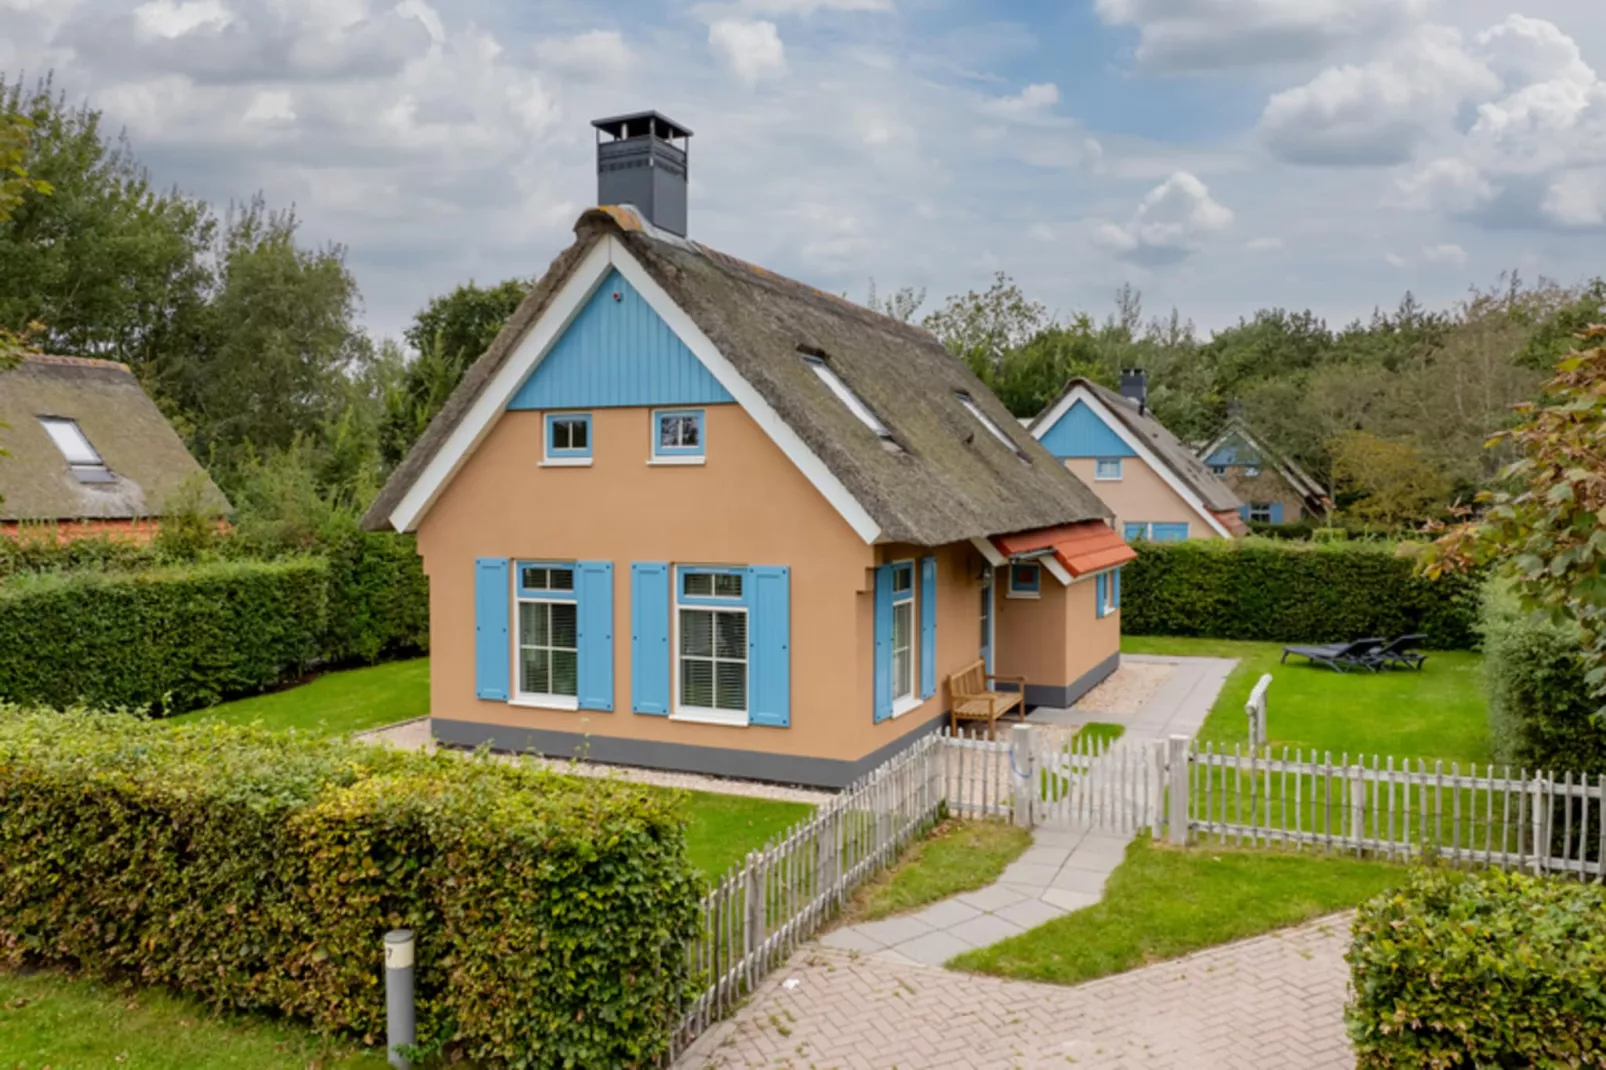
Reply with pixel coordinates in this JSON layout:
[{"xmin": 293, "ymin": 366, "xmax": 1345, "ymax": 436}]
[
  {"xmin": 515, "ymin": 560, "xmax": 579, "ymax": 601},
  {"xmin": 652, "ymin": 408, "xmax": 706, "ymax": 459},
  {"xmin": 890, "ymin": 561, "xmax": 915, "ymax": 605},
  {"xmin": 1009, "ymin": 563, "xmax": 1041, "ymax": 596},
  {"xmin": 544, "ymin": 412, "xmax": 592, "ymax": 460},
  {"xmin": 678, "ymin": 565, "xmax": 750, "ymax": 607},
  {"xmin": 1094, "ymin": 457, "xmax": 1123, "ymax": 481}
]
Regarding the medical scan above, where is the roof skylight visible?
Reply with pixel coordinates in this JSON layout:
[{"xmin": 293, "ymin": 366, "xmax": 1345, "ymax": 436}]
[
  {"xmin": 802, "ymin": 353, "xmax": 892, "ymax": 440},
  {"xmin": 38, "ymin": 416, "xmax": 114, "ymax": 483},
  {"xmin": 954, "ymin": 392, "xmax": 1022, "ymax": 455}
]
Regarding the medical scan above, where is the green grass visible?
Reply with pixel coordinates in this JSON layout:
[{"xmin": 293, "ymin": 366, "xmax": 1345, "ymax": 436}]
[
  {"xmin": 180, "ymin": 658, "xmax": 430, "ymax": 736},
  {"xmin": 950, "ymin": 836, "xmax": 1404, "ymax": 984},
  {"xmin": 681, "ymin": 792, "xmax": 816, "ymax": 880},
  {"xmin": 1123, "ymin": 637, "xmax": 1490, "ymax": 765},
  {"xmin": 1077, "ymin": 722, "xmax": 1127, "ymax": 747},
  {"xmin": 844, "ymin": 820, "xmax": 1032, "ymax": 922},
  {"xmin": 0, "ymin": 969, "xmax": 389, "ymax": 1070}
]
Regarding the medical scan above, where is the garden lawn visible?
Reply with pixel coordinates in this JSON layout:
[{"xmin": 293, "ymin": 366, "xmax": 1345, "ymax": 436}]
[
  {"xmin": 181, "ymin": 658, "xmax": 429, "ymax": 736},
  {"xmin": 0, "ymin": 969, "xmax": 389, "ymax": 1070},
  {"xmin": 681, "ymin": 792, "xmax": 816, "ymax": 881},
  {"xmin": 1124, "ymin": 637, "xmax": 1490, "ymax": 766},
  {"xmin": 843, "ymin": 820, "xmax": 1032, "ymax": 922},
  {"xmin": 950, "ymin": 836, "xmax": 1404, "ymax": 984}
]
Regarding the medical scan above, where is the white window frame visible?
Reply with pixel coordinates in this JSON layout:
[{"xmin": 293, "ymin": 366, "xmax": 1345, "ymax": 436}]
[
  {"xmin": 804, "ymin": 355, "xmax": 891, "ymax": 440},
  {"xmin": 541, "ymin": 412, "xmax": 593, "ymax": 467},
  {"xmin": 1210, "ymin": 464, "xmax": 1227, "ymax": 476},
  {"xmin": 1006, "ymin": 562, "xmax": 1042, "ymax": 599},
  {"xmin": 511, "ymin": 562, "xmax": 580, "ymax": 711},
  {"xmin": 1249, "ymin": 502, "xmax": 1274, "ymax": 524},
  {"xmin": 1095, "ymin": 457, "xmax": 1123, "ymax": 481},
  {"xmin": 889, "ymin": 560, "xmax": 920, "ymax": 717},
  {"xmin": 650, "ymin": 408, "xmax": 707, "ymax": 466},
  {"xmin": 954, "ymin": 392, "xmax": 1022, "ymax": 455},
  {"xmin": 672, "ymin": 566, "xmax": 750, "ymax": 727},
  {"xmin": 1243, "ymin": 465, "xmax": 1261, "ymax": 478}
]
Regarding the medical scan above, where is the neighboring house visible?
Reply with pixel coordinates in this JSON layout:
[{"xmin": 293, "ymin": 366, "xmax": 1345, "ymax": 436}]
[
  {"xmin": 1199, "ymin": 417, "xmax": 1330, "ymax": 525},
  {"xmin": 363, "ymin": 112, "xmax": 1136, "ymax": 789},
  {"xmin": 0, "ymin": 354, "xmax": 230, "ymax": 540},
  {"xmin": 1029, "ymin": 371, "xmax": 1248, "ymax": 541}
]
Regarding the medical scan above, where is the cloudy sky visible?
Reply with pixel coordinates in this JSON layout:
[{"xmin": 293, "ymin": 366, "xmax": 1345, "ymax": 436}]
[{"xmin": 5, "ymin": 0, "xmax": 1605, "ymax": 342}]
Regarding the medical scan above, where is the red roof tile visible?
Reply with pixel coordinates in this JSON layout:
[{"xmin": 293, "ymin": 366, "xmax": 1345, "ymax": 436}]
[{"xmin": 992, "ymin": 521, "xmax": 1136, "ymax": 579}]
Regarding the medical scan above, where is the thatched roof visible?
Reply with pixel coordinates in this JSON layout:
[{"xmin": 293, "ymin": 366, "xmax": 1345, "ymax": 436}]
[
  {"xmin": 365, "ymin": 210, "xmax": 1110, "ymax": 546},
  {"xmin": 1201, "ymin": 417, "xmax": 1330, "ymax": 509},
  {"xmin": 0, "ymin": 355, "xmax": 230, "ymax": 522}
]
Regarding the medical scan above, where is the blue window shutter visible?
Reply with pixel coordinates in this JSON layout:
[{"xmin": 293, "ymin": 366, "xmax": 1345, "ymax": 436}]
[
  {"xmin": 474, "ymin": 558, "xmax": 510, "ymax": 701},
  {"xmin": 630, "ymin": 563, "xmax": 670, "ymax": 715},
  {"xmin": 577, "ymin": 561, "xmax": 614, "ymax": 711},
  {"xmin": 1270, "ymin": 502, "xmax": 1285, "ymax": 524},
  {"xmin": 1239, "ymin": 504, "xmax": 1251, "ymax": 522},
  {"xmin": 1154, "ymin": 523, "xmax": 1189, "ymax": 542},
  {"xmin": 1114, "ymin": 568, "xmax": 1122, "ymax": 610},
  {"xmin": 873, "ymin": 564, "xmax": 894, "ymax": 723},
  {"xmin": 1123, "ymin": 523, "xmax": 1145, "ymax": 542},
  {"xmin": 1096, "ymin": 573, "xmax": 1108, "ymax": 619},
  {"xmin": 747, "ymin": 566, "xmax": 791, "ymax": 728},
  {"xmin": 919, "ymin": 556, "xmax": 937, "ymax": 700}
]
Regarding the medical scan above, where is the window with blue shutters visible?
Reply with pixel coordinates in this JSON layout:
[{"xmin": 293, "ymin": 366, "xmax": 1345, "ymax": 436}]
[
  {"xmin": 873, "ymin": 560, "xmax": 927, "ymax": 722},
  {"xmin": 513, "ymin": 562, "xmax": 580, "ymax": 706}
]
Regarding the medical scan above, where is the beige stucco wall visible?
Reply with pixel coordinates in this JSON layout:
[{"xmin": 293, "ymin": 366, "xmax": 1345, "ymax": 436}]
[
  {"xmin": 1219, "ymin": 468, "xmax": 1311, "ymax": 523},
  {"xmin": 417, "ymin": 404, "xmax": 971, "ymax": 765},
  {"xmin": 993, "ymin": 571, "xmax": 1121, "ymax": 694},
  {"xmin": 1064, "ymin": 457, "xmax": 1218, "ymax": 539}
]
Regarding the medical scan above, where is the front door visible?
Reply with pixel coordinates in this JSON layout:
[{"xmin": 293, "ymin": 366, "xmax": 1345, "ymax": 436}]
[{"xmin": 979, "ymin": 568, "xmax": 994, "ymax": 675}]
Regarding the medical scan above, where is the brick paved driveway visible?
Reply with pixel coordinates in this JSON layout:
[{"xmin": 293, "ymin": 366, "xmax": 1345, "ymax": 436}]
[{"xmin": 679, "ymin": 914, "xmax": 1355, "ymax": 1069}]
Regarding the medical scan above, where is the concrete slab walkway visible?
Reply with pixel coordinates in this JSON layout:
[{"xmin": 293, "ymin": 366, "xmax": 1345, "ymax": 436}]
[{"xmin": 821, "ymin": 655, "xmax": 1236, "ymax": 967}]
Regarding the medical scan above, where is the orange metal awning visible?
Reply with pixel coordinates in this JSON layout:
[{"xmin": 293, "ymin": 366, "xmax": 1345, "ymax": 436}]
[{"xmin": 992, "ymin": 521, "xmax": 1136, "ymax": 580}]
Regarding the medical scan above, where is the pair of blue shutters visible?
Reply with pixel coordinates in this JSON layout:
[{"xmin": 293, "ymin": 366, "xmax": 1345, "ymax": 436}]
[
  {"xmin": 1095, "ymin": 569, "xmax": 1122, "ymax": 619},
  {"xmin": 872, "ymin": 557, "xmax": 938, "ymax": 724},
  {"xmin": 474, "ymin": 559, "xmax": 613, "ymax": 709},
  {"xmin": 472, "ymin": 558, "xmax": 791, "ymax": 726}
]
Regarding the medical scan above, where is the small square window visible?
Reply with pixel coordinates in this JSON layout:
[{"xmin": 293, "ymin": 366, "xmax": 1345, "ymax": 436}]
[
  {"xmin": 682, "ymin": 569, "xmax": 743, "ymax": 601},
  {"xmin": 519, "ymin": 564, "xmax": 576, "ymax": 596},
  {"xmin": 1009, "ymin": 563, "xmax": 1041, "ymax": 596},
  {"xmin": 1210, "ymin": 464, "xmax": 1227, "ymax": 476},
  {"xmin": 544, "ymin": 413, "xmax": 592, "ymax": 464},
  {"xmin": 1095, "ymin": 458, "xmax": 1123, "ymax": 481},
  {"xmin": 1249, "ymin": 503, "xmax": 1274, "ymax": 524},
  {"xmin": 653, "ymin": 409, "xmax": 705, "ymax": 461}
]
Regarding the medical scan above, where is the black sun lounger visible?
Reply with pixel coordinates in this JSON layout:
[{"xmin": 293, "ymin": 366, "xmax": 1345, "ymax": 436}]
[
  {"xmin": 1370, "ymin": 634, "xmax": 1429, "ymax": 671},
  {"xmin": 1280, "ymin": 637, "xmax": 1387, "ymax": 672}
]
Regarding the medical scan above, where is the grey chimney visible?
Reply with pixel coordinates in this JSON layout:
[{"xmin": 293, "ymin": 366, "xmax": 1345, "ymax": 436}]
[
  {"xmin": 1119, "ymin": 368, "xmax": 1148, "ymax": 414},
  {"xmin": 591, "ymin": 111, "xmax": 693, "ymax": 237}
]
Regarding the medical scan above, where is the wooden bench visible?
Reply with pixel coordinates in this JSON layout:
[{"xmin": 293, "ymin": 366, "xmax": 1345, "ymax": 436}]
[{"xmin": 947, "ymin": 659, "xmax": 1027, "ymax": 739}]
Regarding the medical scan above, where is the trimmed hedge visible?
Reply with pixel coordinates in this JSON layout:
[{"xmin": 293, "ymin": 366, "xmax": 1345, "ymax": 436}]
[
  {"xmin": 1480, "ymin": 584, "xmax": 1606, "ymax": 775},
  {"xmin": 1347, "ymin": 868, "xmax": 1606, "ymax": 1068},
  {"xmin": 1121, "ymin": 538, "xmax": 1482, "ymax": 649},
  {"xmin": 0, "ymin": 709, "xmax": 700, "ymax": 1068},
  {"xmin": 0, "ymin": 560, "xmax": 327, "ymax": 714},
  {"xmin": 320, "ymin": 532, "xmax": 430, "ymax": 665}
]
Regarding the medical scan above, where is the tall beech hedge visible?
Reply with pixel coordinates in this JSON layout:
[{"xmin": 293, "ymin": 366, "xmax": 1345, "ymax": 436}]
[
  {"xmin": 0, "ymin": 710, "xmax": 700, "ymax": 1068},
  {"xmin": 1347, "ymin": 868, "xmax": 1606, "ymax": 1068},
  {"xmin": 0, "ymin": 559, "xmax": 327, "ymax": 714},
  {"xmin": 1121, "ymin": 538, "xmax": 1481, "ymax": 649}
]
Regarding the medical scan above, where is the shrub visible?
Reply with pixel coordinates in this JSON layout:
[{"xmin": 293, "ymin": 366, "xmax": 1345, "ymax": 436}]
[
  {"xmin": 319, "ymin": 531, "xmax": 430, "ymax": 665},
  {"xmin": 0, "ymin": 526, "xmax": 162, "ymax": 577},
  {"xmin": 1347, "ymin": 867, "xmax": 1606, "ymax": 1068},
  {"xmin": 0, "ymin": 559, "xmax": 327, "ymax": 713},
  {"xmin": 1121, "ymin": 538, "xmax": 1481, "ymax": 649},
  {"xmin": 0, "ymin": 710, "xmax": 700, "ymax": 1068},
  {"xmin": 1480, "ymin": 584, "xmax": 1606, "ymax": 774}
]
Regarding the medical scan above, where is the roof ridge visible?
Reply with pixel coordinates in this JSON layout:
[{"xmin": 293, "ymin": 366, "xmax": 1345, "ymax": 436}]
[{"xmin": 18, "ymin": 353, "xmax": 132, "ymax": 372}]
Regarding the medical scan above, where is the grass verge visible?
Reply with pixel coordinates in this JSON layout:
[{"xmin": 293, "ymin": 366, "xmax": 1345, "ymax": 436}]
[
  {"xmin": 0, "ymin": 969, "xmax": 389, "ymax": 1070},
  {"xmin": 180, "ymin": 658, "xmax": 430, "ymax": 736},
  {"xmin": 1122, "ymin": 637, "xmax": 1489, "ymax": 765},
  {"xmin": 949, "ymin": 836, "xmax": 1404, "ymax": 984},
  {"xmin": 842, "ymin": 819, "xmax": 1032, "ymax": 923},
  {"xmin": 681, "ymin": 792, "xmax": 817, "ymax": 881}
]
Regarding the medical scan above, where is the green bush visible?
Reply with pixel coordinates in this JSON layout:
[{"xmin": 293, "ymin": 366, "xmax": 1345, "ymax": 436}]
[
  {"xmin": 1347, "ymin": 867, "xmax": 1606, "ymax": 1068},
  {"xmin": 1480, "ymin": 584, "xmax": 1606, "ymax": 774},
  {"xmin": 0, "ymin": 560, "xmax": 327, "ymax": 714},
  {"xmin": 0, "ymin": 709, "xmax": 700, "ymax": 1068},
  {"xmin": 0, "ymin": 527, "xmax": 162, "ymax": 577},
  {"xmin": 320, "ymin": 532, "xmax": 430, "ymax": 665},
  {"xmin": 1121, "ymin": 538, "xmax": 1482, "ymax": 649}
]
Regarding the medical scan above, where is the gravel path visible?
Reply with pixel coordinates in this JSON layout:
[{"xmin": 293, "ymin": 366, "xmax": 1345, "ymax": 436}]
[{"xmin": 1073, "ymin": 661, "xmax": 1174, "ymax": 717}]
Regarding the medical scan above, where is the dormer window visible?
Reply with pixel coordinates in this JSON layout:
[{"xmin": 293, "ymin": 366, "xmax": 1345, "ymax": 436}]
[
  {"xmin": 802, "ymin": 351, "xmax": 892, "ymax": 441},
  {"xmin": 954, "ymin": 392, "xmax": 1022, "ymax": 456},
  {"xmin": 37, "ymin": 416, "xmax": 114, "ymax": 484}
]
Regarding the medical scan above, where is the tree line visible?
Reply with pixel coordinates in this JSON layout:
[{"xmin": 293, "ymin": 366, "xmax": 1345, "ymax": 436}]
[{"xmin": 3, "ymin": 75, "xmax": 1601, "ymax": 533}]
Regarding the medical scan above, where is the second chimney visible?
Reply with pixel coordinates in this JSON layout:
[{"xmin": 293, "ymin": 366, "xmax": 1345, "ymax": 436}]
[
  {"xmin": 591, "ymin": 111, "xmax": 693, "ymax": 237},
  {"xmin": 1119, "ymin": 368, "xmax": 1148, "ymax": 414}
]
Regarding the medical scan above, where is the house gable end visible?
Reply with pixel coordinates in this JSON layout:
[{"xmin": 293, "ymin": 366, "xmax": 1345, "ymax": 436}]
[
  {"xmin": 1204, "ymin": 429, "xmax": 1262, "ymax": 468},
  {"xmin": 1038, "ymin": 400, "xmax": 1137, "ymax": 460},
  {"xmin": 507, "ymin": 268, "xmax": 734, "ymax": 411}
]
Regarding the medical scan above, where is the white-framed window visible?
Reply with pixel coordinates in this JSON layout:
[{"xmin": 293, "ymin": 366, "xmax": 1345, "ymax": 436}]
[
  {"xmin": 515, "ymin": 562, "xmax": 579, "ymax": 708},
  {"xmin": 1210, "ymin": 464, "xmax": 1227, "ymax": 476},
  {"xmin": 1095, "ymin": 457, "xmax": 1123, "ymax": 481},
  {"xmin": 37, "ymin": 415, "xmax": 114, "ymax": 483},
  {"xmin": 803, "ymin": 353, "xmax": 891, "ymax": 440},
  {"xmin": 890, "ymin": 561, "xmax": 916, "ymax": 707},
  {"xmin": 543, "ymin": 412, "xmax": 592, "ymax": 466},
  {"xmin": 652, "ymin": 409, "xmax": 705, "ymax": 464},
  {"xmin": 1007, "ymin": 562, "xmax": 1041, "ymax": 598},
  {"xmin": 676, "ymin": 567, "xmax": 748, "ymax": 723},
  {"xmin": 1249, "ymin": 502, "xmax": 1274, "ymax": 524}
]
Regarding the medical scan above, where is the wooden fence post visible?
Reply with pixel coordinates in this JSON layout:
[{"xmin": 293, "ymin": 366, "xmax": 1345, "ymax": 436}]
[
  {"xmin": 1009, "ymin": 723, "xmax": 1035, "ymax": 829},
  {"xmin": 1350, "ymin": 765, "xmax": 1366, "ymax": 854},
  {"xmin": 1531, "ymin": 774, "xmax": 1548, "ymax": 876},
  {"xmin": 1168, "ymin": 735, "xmax": 1190, "ymax": 846},
  {"xmin": 743, "ymin": 852, "xmax": 763, "ymax": 975}
]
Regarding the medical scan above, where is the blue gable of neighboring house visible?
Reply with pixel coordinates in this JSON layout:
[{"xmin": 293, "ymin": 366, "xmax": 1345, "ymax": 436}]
[
  {"xmin": 1038, "ymin": 400, "xmax": 1137, "ymax": 460},
  {"xmin": 1204, "ymin": 431, "xmax": 1262, "ymax": 469},
  {"xmin": 507, "ymin": 268, "xmax": 734, "ymax": 411}
]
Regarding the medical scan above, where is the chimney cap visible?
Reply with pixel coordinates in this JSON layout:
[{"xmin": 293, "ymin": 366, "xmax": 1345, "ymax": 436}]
[{"xmin": 592, "ymin": 111, "xmax": 694, "ymax": 141}]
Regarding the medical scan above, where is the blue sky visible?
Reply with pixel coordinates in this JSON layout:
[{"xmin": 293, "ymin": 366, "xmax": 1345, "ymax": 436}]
[{"xmin": 5, "ymin": 0, "xmax": 1604, "ymax": 341}]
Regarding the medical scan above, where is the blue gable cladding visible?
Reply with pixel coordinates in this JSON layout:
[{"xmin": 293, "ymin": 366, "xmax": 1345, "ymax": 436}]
[
  {"xmin": 1205, "ymin": 432, "xmax": 1261, "ymax": 469},
  {"xmin": 507, "ymin": 268, "xmax": 734, "ymax": 410},
  {"xmin": 1039, "ymin": 400, "xmax": 1137, "ymax": 460}
]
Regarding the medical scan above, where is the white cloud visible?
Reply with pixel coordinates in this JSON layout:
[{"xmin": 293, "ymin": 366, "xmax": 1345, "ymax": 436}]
[
  {"xmin": 984, "ymin": 82, "xmax": 1060, "ymax": 118},
  {"xmin": 1258, "ymin": 26, "xmax": 1498, "ymax": 166},
  {"xmin": 1422, "ymin": 242, "xmax": 1468, "ymax": 265},
  {"xmin": 1095, "ymin": 0, "xmax": 1429, "ymax": 73},
  {"xmin": 1095, "ymin": 171, "xmax": 1233, "ymax": 265},
  {"xmin": 133, "ymin": 0, "xmax": 231, "ymax": 39},
  {"xmin": 1384, "ymin": 252, "xmax": 1409, "ymax": 267},
  {"xmin": 242, "ymin": 88, "xmax": 295, "ymax": 124},
  {"xmin": 708, "ymin": 19, "xmax": 787, "ymax": 84},
  {"xmin": 532, "ymin": 30, "xmax": 632, "ymax": 83},
  {"xmin": 1246, "ymin": 237, "xmax": 1284, "ymax": 251},
  {"xmin": 736, "ymin": 0, "xmax": 891, "ymax": 14}
]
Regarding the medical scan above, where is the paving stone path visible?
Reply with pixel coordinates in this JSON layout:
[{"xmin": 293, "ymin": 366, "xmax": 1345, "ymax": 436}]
[{"xmin": 681, "ymin": 914, "xmax": 1357, "ymax": 1069}]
